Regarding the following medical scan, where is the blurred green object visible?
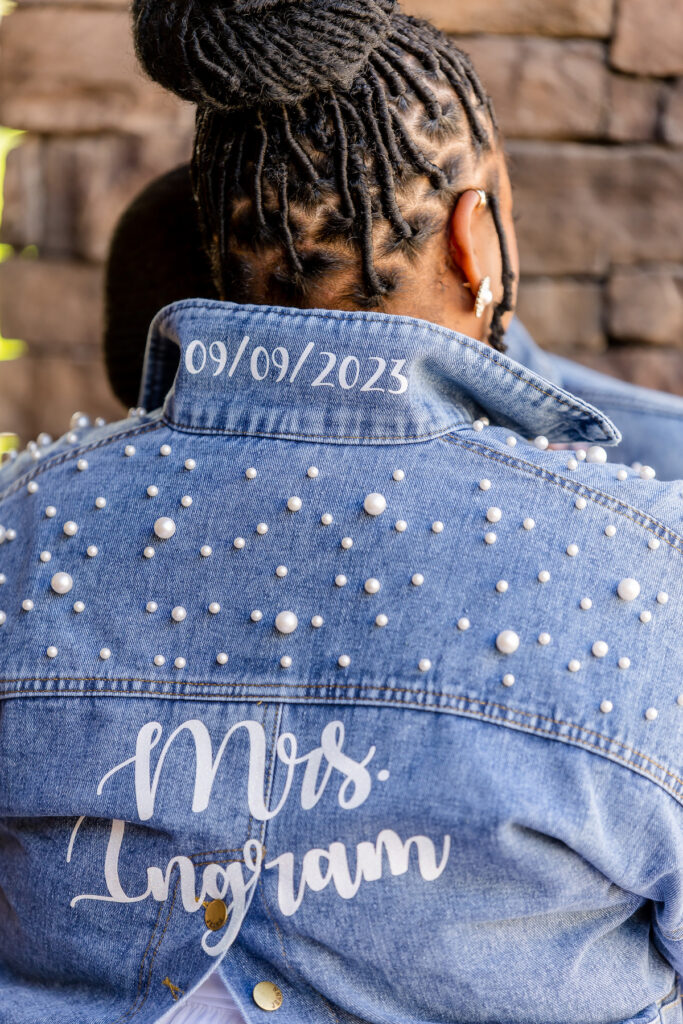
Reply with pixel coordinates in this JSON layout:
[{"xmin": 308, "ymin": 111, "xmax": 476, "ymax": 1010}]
[
  {"xmin": 0, "ymin": 125, "xmax": 28, "ymax": 360},
  {"xmin": 0, "ymin": 432, "xmax": 19, "ymax": 454}
]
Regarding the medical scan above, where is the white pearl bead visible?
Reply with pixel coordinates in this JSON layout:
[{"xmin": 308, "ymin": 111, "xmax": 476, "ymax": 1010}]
[
  {"xmin": 76, "ymin": 459, "xmax": 88, "ymax": 472},
  {"xmin": 496, "ymin": 630, "xmax": 520, "ymax": 655},
  {"xmin": 457, "ymin": 617, "xmax": 470, "ymax": 631},
  {"xmin": 648, "ymin": 537, "xmax": 660, "ymax": 550},
  {"xmin": 160, "ymin": 444, "xmax": 171, "ymax": 456},
  {"xmin": 364, "ymin": 578, "xmax": 381, "ymax": 594},
  {"xmin": 321, "ymin": 513, "xmax": 333, "ymax": 525},
  {"xmin": 473, "ymin": 420, "xmax": 484, "ymax": 432},
  {"xmin": 567, "ymin": 458, "xmax": 578, "ymax": 470},
  {"xmin": 338, "ymin": 655, "xmax": 351, "ymax": 668},
  {"xmin": 208, "ymin": 602, "xmax": 221, "ymax": 615},
  {"xmin": 40, "ymin": 551, "xmax": 52, "ymax": 563},
  {"xmin": 566, "ymin": 543, "xmax": 579, "ymax": 557},
  {"xmin": 174, "ymin": 657, "xmax": 186, "ymax": 669},
  {"xmin": 86, "ymin": 545, "xmax": 98, "ymax": 558},
  {"xmin": 216, "ymin": 652, "xmax": 229, "ymax": 665},
  {"xmin": 124, "ymin": 445, "xmax": 136, "ymax": 457},
  {"xmin": 171, "ymin": 606, "xmax": 187, "ymax": 622},
  {"xmin": 0, "ymin": 611, "xmax": 5, "ymax": 625},
  {"xmin": 644, "ymin": 707, "xmax": 658, "ymax": 721},
  {"xmin": 307, "ymin": 466, "xmax": 319, "ymax": 479},
  {"xmin": 600, "ymin": 700, "xmax": 613, "ymax": 714},
  {"xmin": 280, "ymin": 656, "xmax": 292, "ymax": 669},
  {"xmin": 185, "ymin": 459, "xmax": 196, "ymax": 471},
  {"xmin": 580, "ymin": 597, "xmax": 592, "ymax": 610},
  {"xmin": 27, "ymin": 481, "xmax": 39, "ymax": 493},
  {"xmin": 245, "ymin": 467, "xmax": 257, "ymax": 479},
  {"xmin": 677, "ymin": 694, "xmax": 683, "ymax": 707},
  {"xmin": 46, "ymin": 646, "xmax": 58, "ymax": 658},
  {"xmin": 375, "ymin": 614, "xmax": 388, "ymax": 627},
  {"xmin": 100, "ymin": 648, "xmax": 111, "ymax": 660},
  {"xmin": 45, "ymin": 506, "xmax": 57, "ymax": 518},
  {"xmin": 275, "ymin": 610, "xmax": 298, "ymax": 634},
  {"xmin": 5, "ymin": 529, "xmax": 16, "ymax": 541},
  {"xmin": 311, "ymin": 615, "xmax": 324, "ymax": 628},
  {"xmin": 335, "ymin": 574, "xmax": 348, "ymax": 587},
  {"xmin": 506, "ymin": 436, "xmax": 517, "ymax": 447},
  {"xmin": 496, "ymin": 580, "xmax": 509, "ymax": 593},
  {"xmin": 431, "ymin": 521, "xmax": 444, "ymax": 534},
  {"xmin": 180, "ymin": 495, "xmax": 193, "ymax": 508},
  {"xmin": 534, "ymin": 436, "xmax": 549, "ymax": 450},
  {"xmin": 502, "ymin": 673, "xmax": 515, "ymax": 687},
  {"xmin": 479, "ymin": 479, "xmax": 491, "ymax": 491},
  {"xmin": 617, "ymin": 578, "xmax": 640, "ymax": 601},
  {"xmin": 538, "ymin": 632, "xmax": 551, "ymax": 646},
  {"xmin": 143, "ymin": 547, "xmax": 155, "ymax": 559},
  {"xmin": 51, "ymin": 571, "xmax": 73, "ymax": 595},
  {"xmin": 63, "ymin": 521, "xmax": 78, "ymax": 536},
  {"xmin": 640, "ymin": 610, "xmax": 652, "ymax": 623},
  {"xmin": 251, "ymin": 610, "xmax": 263, "ymax": 622},
  {"xmin": 67, "ymin": 432, "xmax": 77, "ymax": 443},
  {"xmin": 639, "ymin": 465, "xmax": 656, "ymax": 480},
  {"xmin": 147, "ymin": 485, "xmax": 159, "ymax": 497},
  {"xmin": 22, "ymin": 599, "xmax": 34, "ymax": 611},
  {"xmin": 233, "ymin": 537, "xmax": 246, "ymax": 550},
  {"xmin": 201, "ymin": 545, "xmax": 213, "ymax": 557},
  {"xmin": 617, "ymin": 469, "xmax": 628, "ymax": 481},
  {"xmin": 0, "ymin": 574, "xmax": 5, "ymax": 584},
  {"xmin": 657, "ymin": 591, "xmax": 669, "ymax": 605},
  {"xmin": 154, "ymin": 517, "xmax": 176, "ymax": 539},
  {"xmin": 484, "ymin": 532, "xmax": 497, "ymax": 545},
  {"xmin": 486, "ymin": 507, "xmax": 502, "ymax": 523},
  {"xmin": 392, "ymin": 469, "xmax": 405, "ymax": 481},
  {"xmin": 418, "ymin": 658, "xmax": 432, "ymax": 672},
  {"xmin": 395, "ymin": 520, "xmax": 407, "ymax": 533},
  {"xmin": 575, "ymin": 497, "xmax": 587, "ymax": 510},
  {"xmin": 604, "ymin": 525, "xmax": 617, "ymax": 537},
  {"xmin": 523, "ymin": 518, "xmax": 535, "ymax": 530},
  {"xmin": 618, "ymin": 657, "xmax": 630, "ymax": 669},
  {"xmin": 154, "ymin": 655, "xmax": 165, "ymax": 667},
  {"xmin": 341, "ymin": 537, "xmax": 353, "ymax": 550},
  {"xmin": 73, "ymin": 601, "xmax": 85, "ymax": 613},
  {"xmin": 592, "ymin": 640, "xmax": 609, "ymax": 658},
  {"xmin": 577, "ymin": 448, "xmax": 587, "ymax": 460},
  {"xmin": 538, "ymin": 570, "xmax": 551, "ymax": 583},
  {"xmin": 275, "ymin": 565, "xmax": 288, "ymax": 578},
  {"xmin": 146, "ymin": 601, "xmax": 157, "ymax": 613},
  {"xmin": 568, "ymin": 659, "xmax": 581, "ymax": 672},
  {"xmin": 364, "ymin": 492, "xmax": 387, "ymax": 516},
  {"xmin": 95, "ymin": 497, "xmax": 106, "ymax": 509},
  {"xmin": 256, "ymin": 523, "xmax": 269, "ymax": 535},
  {"xmin": 586, "ymin": 446, "xmax": 607, "ymax": 464},
  {"xmin": 287, "ymin": 496, "xmax": 302, "ymax": 512},
  {"xmin": 411, "ymin": 573, "xmax": 424, "ymax": 586}
]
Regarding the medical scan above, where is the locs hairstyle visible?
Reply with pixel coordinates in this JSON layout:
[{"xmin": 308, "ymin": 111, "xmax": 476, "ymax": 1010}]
[{"xmin": 132, "ymin": 0, "xmax": 515, "ymax": 351}]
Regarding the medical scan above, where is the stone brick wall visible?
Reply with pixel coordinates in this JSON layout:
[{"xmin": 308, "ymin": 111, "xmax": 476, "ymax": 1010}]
[{"xmin": 1, "ymin": 0, "xmax": 682, "ymax": 442}]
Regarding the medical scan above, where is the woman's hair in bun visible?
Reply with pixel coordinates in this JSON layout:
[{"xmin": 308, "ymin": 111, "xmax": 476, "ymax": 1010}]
[
  {"xmin": 132, "ymin": 3, "xmax": 515, "ymax": 351},
  {"xmin": 132, "ymin": 0, "xmax": 397, "ymax": 111}
]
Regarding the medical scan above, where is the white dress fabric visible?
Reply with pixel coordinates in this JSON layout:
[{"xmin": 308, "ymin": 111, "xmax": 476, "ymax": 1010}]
[{"xmin": 157, "ymin": 969, "xmax": 247, "ymax": 1024}]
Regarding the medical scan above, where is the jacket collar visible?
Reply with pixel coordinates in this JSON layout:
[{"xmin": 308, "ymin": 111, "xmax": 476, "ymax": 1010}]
[{"xmin": 138, "ymin": 299, "xmax": 620, "ymax": 446}]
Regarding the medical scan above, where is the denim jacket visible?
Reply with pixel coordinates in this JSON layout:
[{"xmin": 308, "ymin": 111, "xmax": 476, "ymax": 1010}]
[{"xmin": 0, "ymin": 301, "xmax": 682, "ymax": 1024}]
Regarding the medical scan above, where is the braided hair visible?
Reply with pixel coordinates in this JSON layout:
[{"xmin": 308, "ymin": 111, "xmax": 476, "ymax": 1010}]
[{"xmin": 132, "ymin": 0, "xmax": 515, "ymax": 351}]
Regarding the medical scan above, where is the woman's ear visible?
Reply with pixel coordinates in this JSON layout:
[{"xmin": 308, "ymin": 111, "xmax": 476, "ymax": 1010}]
[{"xmin": 449, "ymin": 189, "xmax": 485, "ymax": 293}]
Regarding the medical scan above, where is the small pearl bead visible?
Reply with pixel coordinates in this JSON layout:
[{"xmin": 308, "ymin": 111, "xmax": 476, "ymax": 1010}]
[
  {"xmin": 95, "ymin": 497, "xmax": 106, "ymax": 509},
  {"xmin": 411, "ymin": 573, "xmax": 424, "ymax": 587},
  {"xmin": 160, "ymin": 444, "xmax": 171, "ymax": 456},
  {"xmin": 576, "ymin": 448, "xmax": 587, "ymax": 460},
  {"xmin": 592, "ymin": 640, "xmax": 609, "ymax": 658},
  {"xmin": 644, "ymin": 707, "xmax": 658, "ymax": 721},
  {"xmin": 457, "ymin": 617, "xmax": 471, "ymax": 631},
  {"xmin": 100, "ymin": 648, "xmax": 111, "ymax": 660},
  {"xmin": 180, "ymin": 495, "xmax": 193, "ymax": 508},
  {"xmin": 523, "ymin": 518, "xmax": 535, "ymax": 530},
  {"xmin": 506, "ymin": 436, "xmax": 517, "ymax": 447},
  {"xmin": 275, "ymin": 610, "xmax": 298, "ymax": 634},
  {"xmin": 568, "ymin": 659, "xmax": 581, "ymax": 672},
  {"xmin": 538, "ymin": 570, "xmax": 551, "ymax": 583},
  {"xmin": 27, "ymin": 481, "xmax": 39, "ymax": 493},
  {"xmin": 604, "ymin": 525, "xmax": 617, "ymax": 537},
  {"xmin": 287, "ymin": 496, "xmax": 302, "ymax": 512},
  {"xmin": 392, "ymin": 469, "xmax": 405, "ymax": 482},
  {"xmin": 587, "ymin": 446, "xmax": 607, "ymax": 464},
  {"xmin": 566, "ymin": 543, "xmax": 579, "ymax": 557},
  {"xmin": 364, "ymin": 578, "xmax": 381, "ymax": 594},
  {"xmin": 40, "ymin": 551, "xmax": 52, "ymax": 563},
  {"xmin": 364, "ymin": 492, "xmax": 387, "ymax": 516},
  {"xmin": 233, "ymin": 537, "xmax": 246, "ymax": 550},
  {"xmin": 618, "ymin": 657, "xmax": 631, "ymax": 669},
  {"xmin": 63, "ymin": 521, "xmax": 78, "ymax": 536},
  {"xmin": 321, "ymin": 513, "xmax": 333, "ymax": 525},
  {"xmin": 311, "ymin": 615, "xmax": 324, "ymax": 628},
  {"xmin": 496, "ymin": 630, "xmax": 520, "ymax": 655},
  {"xmin": 143, "ymin": 547, "xmax": 155, "ymax": 559},
  {"xmin": 538, "ymin": 633, "xmax": 551, "ymax": 646},
  {"xmin": 395, "ymin": 520, "xmax": 407, "ymax": 533},
  {"xmin": 73, "ymin": 601, "xmax": 85, "ymax": 613},
  {"xmin": 171, "ymin": 606, "xmax": 187, "ymax": 622},
  {"xmin": 418, "ymin": 658, "xmax": 432, "ymax": 672},
  {"xmin": 338, "ymin": 654, "xmax": 351, "ymax": 668},
  {"xmin": 67, "ymin": 432, "xmax": 77, "ymax": 443},
  {"xmin": 51, "ymin": 571, "xmax": 73, "ymax": 595},
  {"xmin": 341, "ymin": 537, "xmax": 353, "ymax": 550},
  {"xmin": 154, "ymin": 655, "xmax": 165, "ymax": 667},
  {"xmin": 245, "ymin": 467, "xmax": 257, "ymax": 479},
  {"xmin": 534, "ymin": 436, "xmax": 549, "ymax": 450},
  {"xmin": 174, "ymin": 657, "xmax": 186, "ymax": 669},
  {"xmin": 22, "ymin": 599, "xmax": 35, "ymax": 611},
  {"xmin": 473, "ymin": 420, "xmax": 484, "ymax": 432},
  {"xmin": 502, "ymin": 673, "xmax": 515, "ymax": 687},
  {"xmin": 147, "ymin": 485, "xmax": 159, "ymax": 497},
  {"xmin": 45, "ymin": 506, "xmax": 57, "ymax": 518},
  {"xmin": 575, "ymin": 497, "xmax": 587, "ymax": 510},
  {"xmin": 431, "ymin": 521, "xmax": 444, "ymax": 534},
  {"xmin": 185, "ymin": 459, "xmax": 196, "ymax": 471},
  {"xmin": 256, "ymin": 523, "xmax": 269, "ymax": 535},
  {"xmin": 201, "ymin": 545, "xmax": 213, "ymax": 557},
  {"xmin": 648, "ymin": 537, "xmax": 660, "ymax": 550},
  {"xmin": 0, "ymin": 611, "xmax": 6, "ymax": 625},
  {"xmin": 0, "ymin": 574, "xmax": 5, "ymax": 583},
  {"xmin": 217, "ymin": 652, "xmax": 229, "ymax": 665},
  {"xmin": 640, "ymin": 610, "xmax": 652, "ymax": 624},
  {"xmin": 275, "ymin": 565, "xmax": 288, "ymax": 578},
  {"xmin": 335, "ymin": 574, "xmax": 348, "ymax": 587},
  {"xmin": 251, "ymin": 610, "xmax": 263, "ymax": 622},
  {"xmin": 600, "ymin": 700, "xmax": 613, "ymax": 714},
  {"xmin": 154, "ymin": 517, "xmax": 176, "ymax": 539},
  {"xmin": 46, "ymin": 646, "xmax": 58, "ymax": 659},
  {"xmin": 479, "ymin": 479, "xmax": 491, "ymax": 491},
  {"xmin": 617, "ymin": 469, "xmax": 628, "ymax": 481},
  {"xmin": 124, "ymin": 445, "xmax": 136, "ymax": 457},
  {"xmin": 76, "ymin": 459, "xmax": 88, "ymax": 472},
  {"xmin": 146, "ymin": 601, "xmax": 158, "ymax": 613},
  {"xmin": 639, "ymin": 465, "xmax": 656, "ymax": 480},
  {"xmin": 580, "ymin": 597, "xmax": 592, "ymax": 610},
  {"xmin": 484, "ymin": 532, "xmax": 497, "ymax": 545},
  {"xmin": 208, "ymin": 602, "xmax": 221, "ymax": 615},
  {"xmin": 677, "ymin": 694, "xmax": 683, "ymax": 707},
  {"xmin": 280, "ymin": 656, "xmax": 292, "ymax": 669},
  {"xmin": 486, "ymin": 507, "xmax": 502, "ymax": 523},
  {"xmin": 87, "ymin": 545, "xmax": 98, "ymax": 558},
  {"xmin": 657, "ymin": 591, "xmax": 669, "ymax": 605},
  {"xmin": 307, "ymin": 466, "xmax": 319, "ymax": 478},
  {"xmin": 567, "ymin": 458, "xmax": 578, "ymax": 470},
  {"xmin": 617, "ymin": 578, "xmax": 640, "ymax": 602},
  {"xmin": 5, "ymin": 529, "xmax": 16, "ymax": 541},
  {"xmin": 496, "ymin": 580, "xmax": 509, "ymax": 593},
  {"xmin": 375, "ymin": 614, "xmax": 388, "ymax": 627}
]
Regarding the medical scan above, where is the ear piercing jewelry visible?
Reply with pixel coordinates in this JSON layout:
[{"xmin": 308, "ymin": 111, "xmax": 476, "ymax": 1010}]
[
  {"xmin": 474, "ymin": 276, "xmax": 493, "ymax": 318},
  {"xmin": 472, "ymin": 188, "xmax": 487, "ymax": 208}
]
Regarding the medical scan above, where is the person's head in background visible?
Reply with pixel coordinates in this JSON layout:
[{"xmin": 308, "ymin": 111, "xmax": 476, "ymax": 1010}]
[{"xmin": 131, "ymin": 0, "xmax": 519, "ymax": 352}]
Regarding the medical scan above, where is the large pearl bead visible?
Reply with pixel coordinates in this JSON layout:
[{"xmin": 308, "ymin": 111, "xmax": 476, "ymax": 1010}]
[
  {"xmin": 51, "ymin": 571, "xmax": 73, "ymax": 595},
  {"xmin": 496, "ymin": 630, "xmax": 520, "ymax": 655},
  {"xmin": 171, "ymin": 606, "xmax": 187, "ymax": 622},
  {"xmin": 275, "ymin": 610, "xmax": 298, "ymax": 634},
  {"xmin": 154, "ymin": 517, "xmax": 176, "ymax": 539},
  {"xmin": 617, "ymin": 578, "xmax": 640, "ymax": 601},
  {"xmin": 364, "ymin": 492, "xmax": 387, "ymax": 516}
]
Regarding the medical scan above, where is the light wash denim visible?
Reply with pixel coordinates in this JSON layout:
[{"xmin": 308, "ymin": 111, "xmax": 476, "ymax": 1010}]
[{"xmin": 0, "ymin": 300, "xmax": 682, "ymax": 1024}]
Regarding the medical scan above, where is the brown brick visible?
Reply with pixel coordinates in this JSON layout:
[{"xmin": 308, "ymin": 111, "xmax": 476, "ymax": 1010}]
[
  {"xmin": 608, "ymin": 267, "xmax": 683, "ymax": 346},
  {"xmin": 607, "ymin": 75, "xmax": 661, "ymax": 142},
  {"xmin": 575, "ymin": 348, "xmax": 683, "ymax": 397},
  {"xmin": 515, "ymin": 278, "xmax": 606, "ymax": 353},
  {"xmin": 663, "ymin": 81, "xmax": 683, "ymax": 147},
  {"xmin": 0, "ymin": 7, "xmax": 194, "ymax": 134},
  {"xmin": 508, "ymin": 143, "xmax": 683, "ymax": 275},
  {"xmin": 455, "ymin": 37, "xmax": 607, "ymax": 140},
  {"xmin": 403, "ymin": 0, "xmax": 613, "ymax": 37},
  {"xmin": 611, "ymin": 0, "xmax": 683, "ymax": 77},
  {"xmin": 0, "ymin": 136, "xmax": 44, "ymax": 251}
]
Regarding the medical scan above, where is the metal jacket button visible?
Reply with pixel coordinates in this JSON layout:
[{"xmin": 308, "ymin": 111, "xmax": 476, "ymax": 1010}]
[
  {"xmin": 252, "ymin": 981, "xmax": 283, "ymax": 1011},
  {"xmin": 204, "ymin": 899, "xmax": 228, "ymax": 931}
]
